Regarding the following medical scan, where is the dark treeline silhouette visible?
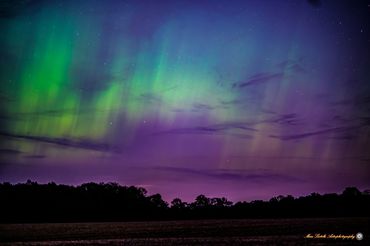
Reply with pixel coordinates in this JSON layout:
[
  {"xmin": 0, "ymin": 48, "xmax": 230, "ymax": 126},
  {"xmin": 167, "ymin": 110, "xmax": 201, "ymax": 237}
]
[{"xmin": 1, "ymin": 180, "xmax": 369, "ymax": 223}]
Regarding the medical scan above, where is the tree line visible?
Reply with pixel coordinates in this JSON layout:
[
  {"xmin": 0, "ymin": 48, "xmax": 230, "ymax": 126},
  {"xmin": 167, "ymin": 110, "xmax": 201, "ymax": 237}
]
[{"xmin": 0, "ymin": 180, "xmax": 369, "ymax": 223}]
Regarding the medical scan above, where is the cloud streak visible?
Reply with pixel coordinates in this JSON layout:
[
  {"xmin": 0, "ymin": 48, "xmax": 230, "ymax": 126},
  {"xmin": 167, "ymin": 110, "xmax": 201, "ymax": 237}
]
[
  {"xmin": 232, "ymin": 73, "xmax": 284, "ymax": 88},
  {"xmin": 0, "ymin": 131, "xmax": 120, "ymax": 153},
  {"xmin": 270, "ymin": 125, "xmax": 362, "ymax": 140},
  {"xmin": 154, "ymin": 166, "xmax": 304, "ymax": 183},
  {"xmin": 138, "ymin": 93, "xmax": 162, "ymax": 104},
  {"xmin": 0, "ymin": 148, "xmax": 22, "ymax": 155},
  {"xmin": 152, "ymin": 121, "xmax": 257, "ymax": 139},
  {"xmin": 23, "ymin": 155, "xmax": 46, "ymax": 159},
  {"xmin": 192, "ymin": 103, "xmax": 215, "ymax": 111}
]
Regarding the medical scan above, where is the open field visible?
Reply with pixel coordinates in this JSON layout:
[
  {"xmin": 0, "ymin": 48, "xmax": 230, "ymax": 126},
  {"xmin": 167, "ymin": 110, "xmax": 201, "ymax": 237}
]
[{"xmin": 0, "ymin": 218, "xmax": 369, "ymax": 245}]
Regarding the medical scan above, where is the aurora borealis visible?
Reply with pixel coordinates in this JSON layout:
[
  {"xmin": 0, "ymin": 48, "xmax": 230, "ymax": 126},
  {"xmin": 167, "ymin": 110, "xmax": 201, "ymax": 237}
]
[{"xmin": 1, "ymin": 0, "xmax": 370, "ymax": 201}]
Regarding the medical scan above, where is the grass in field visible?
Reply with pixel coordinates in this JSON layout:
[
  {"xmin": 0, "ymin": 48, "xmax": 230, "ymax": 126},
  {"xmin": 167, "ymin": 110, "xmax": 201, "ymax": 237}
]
[{"xmin": 0, "ymin": 218, "xmax": 368, "ymax": 245}]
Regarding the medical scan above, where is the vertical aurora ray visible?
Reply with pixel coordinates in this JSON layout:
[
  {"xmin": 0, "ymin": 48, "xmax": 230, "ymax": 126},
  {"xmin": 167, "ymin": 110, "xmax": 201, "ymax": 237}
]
[{"xmin": 0, "ymin": 0, "xmax": 369, "ymax": 201}]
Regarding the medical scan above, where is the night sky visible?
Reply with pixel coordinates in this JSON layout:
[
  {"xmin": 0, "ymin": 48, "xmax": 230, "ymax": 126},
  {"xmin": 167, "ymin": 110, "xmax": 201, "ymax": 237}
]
[{"xmin": 1, "ymin": 0, "xmax": 370, "ymax": 202}]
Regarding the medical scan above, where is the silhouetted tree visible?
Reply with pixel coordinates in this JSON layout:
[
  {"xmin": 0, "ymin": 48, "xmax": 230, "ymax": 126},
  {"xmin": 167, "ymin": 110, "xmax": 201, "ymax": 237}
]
[
  {"xmin": 192, "ymin": 195, "xmax": 211, "ymax": 208},
  {"xmin": 342, "ymin": 187, "xmax": 361, "ymax": 197},
  {"xmin": 171, "ymin": 198, "xmax": 188, "ymax": 209},
  {"xmin": 148, "ymin": 194, "xmax": 168, "ymax": 209},
  {"xmin": 363, "ymin": 189, "xmax": 370, "ymax": 195},
  {"xmin": 211, "ymin": 197, "xmax": 233, "ymax": 207},
  {"xmin": 0, "ymin": 182, "xmax": 369, "ymax": 223}
]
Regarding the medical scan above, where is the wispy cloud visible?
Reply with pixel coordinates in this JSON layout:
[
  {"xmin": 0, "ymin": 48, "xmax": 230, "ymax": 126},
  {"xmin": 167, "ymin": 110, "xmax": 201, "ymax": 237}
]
[
  {"xmin": 0, "ymin": 148, "xmax": 22, "ymax": 155},
  {"xmin": 266, "ymin": 113, "xmax": 303, "ymax": 126},
  {"xmin": 153, "ymin": 166, "xmax": 304, "ymax": 183},
  {"xmin": 7, "ymin": 108, "xmax": 112, "ymax": 118},
  {"xmin": 211, "ymin": 122, "xmax": 257, "ymax": 131},
  {"xmin": 219, "ymin": 99, "xmax": 243, "ymax": 106},
  {"xmin": 152, "ymin": 127, "xmax": 253, "ymax": 139},
  {"xmin": 0, "ymin": 131, "xmax": 120, "ymax": 153},
  {"xmin": 231, "ymin": 60, "xmax": 306, "ymax": 89},
  {"xmin": 151, "ymin": 122, "xmax": 257, "ymax": 139},
  {"xmin": 23, "ymin": 155, "xmax": 46, "ymax": 159},
  {"xmin": 270, "ymin": 125, "xmax": 362, "ymax": 140},
  {"xmin": 191, "ymin": 103, "xmax": 215, "ymax": 112},
  {"xmin": 171, "ymin": 108, "xmax": 186, "ymax": 113},
  {"xmin": 241, "ymin": 113, "xmax": 302, "ymax": 126},
  {"xmin": 153, "ymin": 114, "xmax": 304, "ymax": 139},
  {"xmin": 259, "ymin": 108, "xmax": 277, "ymax": 115},
  {"xmin": 232, "ymin": 72, "xmax": 284, "ymax": 88},
  {"xmin": 276, "ymin": 59, "xmax": 306, "ymax": 73},
  {"xmin": 330, "ymin": 95, "xmax": 370, "ymax": 108},
  {"xmin": 138, "ymin": 93, "xmax": 162, "ymax": 104}
]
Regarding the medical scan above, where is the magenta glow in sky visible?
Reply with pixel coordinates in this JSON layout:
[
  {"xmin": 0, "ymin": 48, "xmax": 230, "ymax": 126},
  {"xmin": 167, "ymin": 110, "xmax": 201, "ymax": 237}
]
[{"xmin": 0, "ymin": 0, "xmax": 370, "ymax": 202}]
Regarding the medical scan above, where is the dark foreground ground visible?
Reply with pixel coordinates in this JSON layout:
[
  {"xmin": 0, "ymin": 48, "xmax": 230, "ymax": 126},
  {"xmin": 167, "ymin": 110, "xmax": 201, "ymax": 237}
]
[{"xmin": 0, "ymin": 218, "xmax": 369, "ymax": 245}]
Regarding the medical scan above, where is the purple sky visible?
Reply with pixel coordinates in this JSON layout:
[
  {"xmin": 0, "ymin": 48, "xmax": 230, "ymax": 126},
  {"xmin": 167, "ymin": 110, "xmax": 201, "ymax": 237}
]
[{"xmin": 1, "ymin": 0, "xmax": 370, "ymax": 202}]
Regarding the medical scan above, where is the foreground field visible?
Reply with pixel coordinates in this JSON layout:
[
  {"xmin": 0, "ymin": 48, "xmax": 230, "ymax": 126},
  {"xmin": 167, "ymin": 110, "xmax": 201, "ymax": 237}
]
[{"xmin": 0, "ymin": 218, "xmax": 369, "ymax": 245}]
